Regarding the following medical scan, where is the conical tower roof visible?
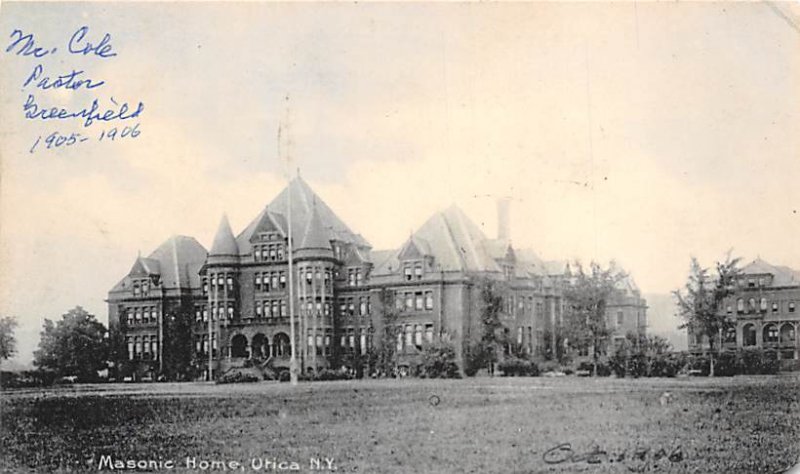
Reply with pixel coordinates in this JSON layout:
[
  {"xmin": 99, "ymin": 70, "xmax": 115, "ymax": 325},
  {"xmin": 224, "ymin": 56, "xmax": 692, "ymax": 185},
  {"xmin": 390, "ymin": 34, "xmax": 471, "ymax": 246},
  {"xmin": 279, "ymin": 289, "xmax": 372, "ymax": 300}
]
[{"xmin": 208, "ymin": 215, "xmax": 239, "ymax": 265}]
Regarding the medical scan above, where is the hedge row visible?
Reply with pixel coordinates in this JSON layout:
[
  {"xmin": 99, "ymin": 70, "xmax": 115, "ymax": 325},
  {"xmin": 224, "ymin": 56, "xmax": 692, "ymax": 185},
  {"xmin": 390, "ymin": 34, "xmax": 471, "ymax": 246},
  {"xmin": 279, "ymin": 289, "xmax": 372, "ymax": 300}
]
[{"xmin": 497, "ymin": 358, "xmax": 540, "ymax": 376}]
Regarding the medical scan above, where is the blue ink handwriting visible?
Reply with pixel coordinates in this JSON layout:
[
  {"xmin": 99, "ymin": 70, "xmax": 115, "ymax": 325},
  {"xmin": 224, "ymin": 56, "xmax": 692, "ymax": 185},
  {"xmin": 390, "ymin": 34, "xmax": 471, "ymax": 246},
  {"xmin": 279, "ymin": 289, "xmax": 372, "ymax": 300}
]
[{"xmin": 24, "ymin": 64, "xmax": 105, "ymax": 90}]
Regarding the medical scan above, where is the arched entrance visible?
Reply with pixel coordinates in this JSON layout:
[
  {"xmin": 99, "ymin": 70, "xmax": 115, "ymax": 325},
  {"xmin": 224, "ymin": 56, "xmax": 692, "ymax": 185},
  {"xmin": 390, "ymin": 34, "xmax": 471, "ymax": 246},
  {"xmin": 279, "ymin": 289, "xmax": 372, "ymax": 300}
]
[
  {"xmin": 251, "ymin": 333, "xmax": 269, "ymax": 359},
  {"xmin": 231, "ymin": 334, "xmax": 248, "ymax": 358},
  {"xmin": 742, "ymin": 323, "xmax": 756, "ymax": 347},
  {"xmin": 273, "ymin": 333, "xmax": 290, "ymax": 357}
]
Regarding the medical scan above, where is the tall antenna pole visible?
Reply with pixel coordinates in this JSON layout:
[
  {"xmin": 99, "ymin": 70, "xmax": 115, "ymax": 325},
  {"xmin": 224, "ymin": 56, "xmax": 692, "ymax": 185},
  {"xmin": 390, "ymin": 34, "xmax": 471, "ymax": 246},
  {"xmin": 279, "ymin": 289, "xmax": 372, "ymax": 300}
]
[{"xmin": 280, "ymin": 95, "xmax": 299, "ymax": 385}]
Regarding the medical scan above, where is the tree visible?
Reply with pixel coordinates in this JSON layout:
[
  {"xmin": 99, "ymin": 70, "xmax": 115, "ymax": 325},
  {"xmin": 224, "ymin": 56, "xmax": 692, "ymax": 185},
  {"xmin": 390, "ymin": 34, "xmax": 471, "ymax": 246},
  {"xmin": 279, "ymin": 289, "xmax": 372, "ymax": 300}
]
[
  {"xmin": 0, "ymin": 316, "xmax": 18, "ymax": 360},
  {"xmin": 465, "ymin": 278, "xmax": 507, "ymax": 376},
  {"xmin": 33, "ymin": 306, "xmax": 108, "ymax": 381},
  {"xmin": 673, "ymin": 255, "xmax": 740, "ymax": 376},
  {"xmin": 562, "ymin": 261, "xmax": 626, "ymax": 375}
]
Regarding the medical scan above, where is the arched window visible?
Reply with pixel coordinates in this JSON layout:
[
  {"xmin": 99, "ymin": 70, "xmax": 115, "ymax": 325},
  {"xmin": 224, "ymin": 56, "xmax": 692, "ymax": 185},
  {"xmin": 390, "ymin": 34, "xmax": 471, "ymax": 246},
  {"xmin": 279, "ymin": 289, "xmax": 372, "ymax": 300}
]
[
  {"xmin": 780, "ymin": 323, "xmax": 795, "ymax": 345},
  {"xmin": 748, "ymin": 298, "xmax": 756, "ymax": 313},
  {"xmin": 759, "ymin": 298, "xmax": 767, "ymax": 312},
  {"xmin": 737, "ymin": 299, "xmax": 744, "ymax": 313}
]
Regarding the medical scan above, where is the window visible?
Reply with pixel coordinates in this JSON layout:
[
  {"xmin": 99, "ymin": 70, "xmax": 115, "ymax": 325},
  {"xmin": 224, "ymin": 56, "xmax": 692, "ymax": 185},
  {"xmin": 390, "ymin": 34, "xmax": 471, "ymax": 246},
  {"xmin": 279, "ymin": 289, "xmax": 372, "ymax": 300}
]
[
  {"xmin": 360, "ymin": 331, "xmax": 367, "ymax": 355},
  {"xmin": 279, "ymin": 272, "xmax": 286, "ymax": 289},
  {"xmin": 425, "ymin": 324, "xmax": 434, "ymax": 343},
  {"xmin": 414, "ymin": 264, "xmax": 423, "ymax": 280},
  {"xmin": 405, "ymin": 325, "xmax": 413, "ymax": 347},
  {"xmin": 227, "ymin": 275, "xmax": 233, "ymax": 287},
  {"xmin": 616, "ymin": 312, "xmax": 624, "ymax": 327},
  {"xmin": 414, "ymin": 325, "xmax": 423, "ymax": 347},
  {"xmin": 425, "ymin": 291, "xmax": 434, "ymax": 310},
  {"xmin": 127, "ymin": 338, "xmax": 134, "ymax": 360},
  {"xmin": 256, "ymin": 301, "xmax": 262, "ymax": 317},
  {"xmin": 760, "ymin": 298, "xmax": 768, "ymax": 312},
  {"xmin": 764, "ymin": 325, "xmax": 779, "ymax": 343},
  {"xmin": 359, "ymin": 298, "xmax": 367, "ymax": 316},
  {"xmin": 748, "ymin": 298, "xmax": 756, "ymax": 313},
  {"xmin": 126, "ymin": 311, "xmax": 133, "ymax": 325},
  {"xmin": 517, "ymin": 327, "xmax": 523, "ymax": 345},
  {"xmin": 280, "ymin": 300, "xmax": 287, "ymax": 317},
  {"xmin": 405, "ymin": 293, "xmax": 413, "ymax": 310},
  {"xmin": 790, "ymin": 302, "xmax": 796, "ymax": 313},
  {"xmin": 726, "ymin": 305, "xmax": 732, "ymax": 314},
  {"xmin": 404, "ymin": 266, "xmax": 412, "ymax": 281},
  {"xmin": 356, "ymin": 268, "xmax": 363, "ymax": 286},
  {"xmin": 415, "ymin": 292, "xmax": 424, "ymax": 311},
  {"xmin": 396, "ymin": 331, "xmax": 403, "ymax": 351},
  {"xmin": 772, "ymin": 302, "xmax": 779, "ymax": 313},
  {"xmin": 737, "ymin": 299, "xmax": 744, "ymax": 313}
]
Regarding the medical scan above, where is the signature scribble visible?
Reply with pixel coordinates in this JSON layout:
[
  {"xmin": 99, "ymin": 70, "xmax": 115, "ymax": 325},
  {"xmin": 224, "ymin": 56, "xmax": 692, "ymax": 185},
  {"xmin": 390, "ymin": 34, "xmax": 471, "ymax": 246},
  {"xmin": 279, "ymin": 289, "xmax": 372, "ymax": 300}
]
[{"xmin": 543, "ymin": 442, "xmax": 684, "ymax": 472}]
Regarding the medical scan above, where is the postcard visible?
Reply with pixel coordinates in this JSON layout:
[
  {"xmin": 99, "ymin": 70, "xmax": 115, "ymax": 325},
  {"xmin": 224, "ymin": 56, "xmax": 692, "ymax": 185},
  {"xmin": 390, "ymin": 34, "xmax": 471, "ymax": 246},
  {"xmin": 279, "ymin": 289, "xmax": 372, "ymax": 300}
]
[{"xmin": 1, "ymin": 2, "xmax": 799, "ymax": 473}]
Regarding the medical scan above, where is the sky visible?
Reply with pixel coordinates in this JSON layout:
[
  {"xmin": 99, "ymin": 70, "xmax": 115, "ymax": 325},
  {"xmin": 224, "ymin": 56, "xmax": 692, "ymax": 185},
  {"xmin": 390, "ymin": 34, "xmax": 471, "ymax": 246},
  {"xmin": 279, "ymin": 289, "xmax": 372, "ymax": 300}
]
[{"xmin": 1, "ymin": 2, "xmax": 798, "ymax": 364}]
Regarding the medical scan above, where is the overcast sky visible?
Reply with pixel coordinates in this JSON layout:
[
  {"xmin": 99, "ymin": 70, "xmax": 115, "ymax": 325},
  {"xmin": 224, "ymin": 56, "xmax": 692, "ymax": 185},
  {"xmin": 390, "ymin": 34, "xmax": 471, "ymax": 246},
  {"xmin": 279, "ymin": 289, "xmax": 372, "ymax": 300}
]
[{"xmin": 1, "ymin": 2, "xmax": 798, "ymax": 363}]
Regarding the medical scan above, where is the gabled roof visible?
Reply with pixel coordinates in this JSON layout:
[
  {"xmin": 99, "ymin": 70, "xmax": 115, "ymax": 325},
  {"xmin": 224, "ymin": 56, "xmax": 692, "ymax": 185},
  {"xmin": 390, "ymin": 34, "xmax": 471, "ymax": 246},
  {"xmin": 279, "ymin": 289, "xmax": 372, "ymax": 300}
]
[
  {"xmin": 110, "ymin": 235, "xmax": 207, "ymax": 292},
  {"xmin": 209, "ymin": 215, "xmax": 238, "ymax": 256},
  {"xmin": 129, "ymin": 257, "xmax": 160, "ymax": 277},
  {"xmin": 236, "ymin": 176, "xmax": 369, "ymax": 256},
  {"xmin": 741, "ymin": 258, "xmax": 800, "ymax": 287},
  {"xmin": 397, "ymin": 235, "xmax": 431, "ymax": 260}
]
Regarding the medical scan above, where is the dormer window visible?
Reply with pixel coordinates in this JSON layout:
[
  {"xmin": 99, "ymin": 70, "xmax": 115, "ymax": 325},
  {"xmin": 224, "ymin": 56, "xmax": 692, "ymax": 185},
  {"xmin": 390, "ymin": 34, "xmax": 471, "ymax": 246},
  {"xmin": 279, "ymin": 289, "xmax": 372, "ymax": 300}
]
[
  {"xmin": 404, "ymin": 266, "xmax": 412, "ymax": 281},
  {"xmin": 414, "ymin": 264, "xmax": 423, "ymax": 280}
]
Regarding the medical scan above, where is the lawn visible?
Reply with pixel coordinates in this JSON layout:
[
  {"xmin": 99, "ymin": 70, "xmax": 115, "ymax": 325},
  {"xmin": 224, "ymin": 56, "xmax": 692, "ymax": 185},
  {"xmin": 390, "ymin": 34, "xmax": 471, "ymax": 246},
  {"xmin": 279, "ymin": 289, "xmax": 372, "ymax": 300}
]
[{"xmin": 2, "ymin": 374, "xmax": 799, "ymax": 473}]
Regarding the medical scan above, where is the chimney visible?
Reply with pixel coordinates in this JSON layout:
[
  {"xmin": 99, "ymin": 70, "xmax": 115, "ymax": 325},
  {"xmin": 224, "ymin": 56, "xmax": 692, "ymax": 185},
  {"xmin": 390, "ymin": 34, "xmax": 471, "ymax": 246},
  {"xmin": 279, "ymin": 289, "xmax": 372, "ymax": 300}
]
[{"xmin": 497, "ymin": 198, "xmax": 510, "ymax": 241}]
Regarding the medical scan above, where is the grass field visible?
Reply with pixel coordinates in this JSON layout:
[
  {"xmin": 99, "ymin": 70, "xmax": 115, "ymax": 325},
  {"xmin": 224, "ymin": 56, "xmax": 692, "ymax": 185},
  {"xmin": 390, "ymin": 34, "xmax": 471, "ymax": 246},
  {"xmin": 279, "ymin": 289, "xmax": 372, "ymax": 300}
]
[{"xmin": 2, "ymin": 374, "xmax": 799, "ymax": 473}]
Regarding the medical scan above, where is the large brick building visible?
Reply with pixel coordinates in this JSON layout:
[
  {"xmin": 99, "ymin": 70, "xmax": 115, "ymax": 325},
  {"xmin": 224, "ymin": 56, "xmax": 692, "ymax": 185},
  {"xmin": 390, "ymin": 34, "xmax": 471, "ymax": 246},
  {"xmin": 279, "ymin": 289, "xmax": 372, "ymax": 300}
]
[
  {"xmin": 688, "ymin": 259, "xmax": 800, "ymax": 366},
  {"xmin": 108, "ymin": 177, "xmax": 647, "ymax": 379}
]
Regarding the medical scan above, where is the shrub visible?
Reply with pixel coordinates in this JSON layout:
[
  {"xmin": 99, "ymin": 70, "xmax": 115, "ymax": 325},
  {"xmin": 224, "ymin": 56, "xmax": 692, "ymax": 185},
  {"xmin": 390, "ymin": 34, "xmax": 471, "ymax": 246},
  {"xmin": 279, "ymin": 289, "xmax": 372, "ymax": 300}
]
[
  {"xmin": 740, "ymin": 348, "xmax": 780, "ymax": 375},
  {"xmin": 419, "ymin": 341, "xmax": 461, "ymax": 379},
  {"xmin": 216, "ymin": 371, "xmax": 260, "ymax": 384}
]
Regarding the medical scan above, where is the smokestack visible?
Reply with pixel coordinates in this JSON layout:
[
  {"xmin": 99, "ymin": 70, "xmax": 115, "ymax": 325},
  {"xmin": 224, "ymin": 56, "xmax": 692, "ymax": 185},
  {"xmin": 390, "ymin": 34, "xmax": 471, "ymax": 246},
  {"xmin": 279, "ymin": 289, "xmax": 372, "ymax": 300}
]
[{"xmin": 497, "ymin": 198, "xmax": 510, "ymax": 241}]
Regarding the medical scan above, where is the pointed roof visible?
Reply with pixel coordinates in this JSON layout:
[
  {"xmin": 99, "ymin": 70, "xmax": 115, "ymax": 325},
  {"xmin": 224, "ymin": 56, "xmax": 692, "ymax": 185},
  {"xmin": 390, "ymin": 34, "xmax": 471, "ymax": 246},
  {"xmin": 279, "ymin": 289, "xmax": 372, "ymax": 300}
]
[
  {"xmin": 111, "ymin": 236, "xmax": 207, "ymax": 292},
  {"xmin": 373, "ymin": 204, "xmax": 502, "ymax": 274},
  {"xmin": 209, "ymin": 215, "xmax": 239, "ymax": 256},
  {"xmin": 299, "ymin": 204, "xmax": 332, "ymax": 250},
  {"xmin": 236, "ymin": 176, "xmax": 369, "ymax": 256}
]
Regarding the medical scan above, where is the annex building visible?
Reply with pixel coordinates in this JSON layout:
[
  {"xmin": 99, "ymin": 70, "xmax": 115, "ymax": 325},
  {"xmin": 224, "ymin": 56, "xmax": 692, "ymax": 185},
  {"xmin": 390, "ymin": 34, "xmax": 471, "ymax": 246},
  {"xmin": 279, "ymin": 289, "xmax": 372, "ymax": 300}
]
[
  {"xmin": 688, "ymin": 258, "xmax": 800, "ymax": 367},
  {"xmin": 108, "ymin": 177, "xmax": 647, "ymax": 379}
]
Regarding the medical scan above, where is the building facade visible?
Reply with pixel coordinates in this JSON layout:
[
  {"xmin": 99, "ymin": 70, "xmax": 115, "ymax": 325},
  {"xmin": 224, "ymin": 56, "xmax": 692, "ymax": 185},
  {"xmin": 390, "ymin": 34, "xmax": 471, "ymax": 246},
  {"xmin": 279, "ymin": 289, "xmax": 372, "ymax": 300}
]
[
  {"xmin": 108, "ymin": 177, "xmax": 647, "ymax": 379},
  {"xmin": 688, "ymin": 259, "xmax": 800, "ymax": 366}
]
